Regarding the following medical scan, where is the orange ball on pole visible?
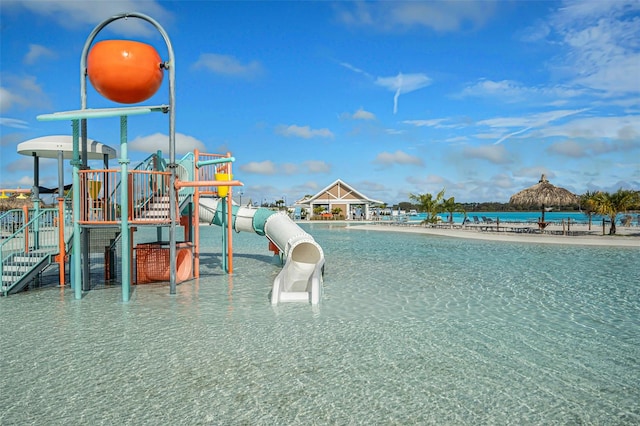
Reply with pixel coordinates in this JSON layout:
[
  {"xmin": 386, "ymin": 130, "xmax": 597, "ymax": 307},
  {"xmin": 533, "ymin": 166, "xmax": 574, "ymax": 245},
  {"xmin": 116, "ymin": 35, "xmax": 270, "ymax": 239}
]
[{"xmin": 87, "ymin": 40, "xmax": 164, "ymax": 104}]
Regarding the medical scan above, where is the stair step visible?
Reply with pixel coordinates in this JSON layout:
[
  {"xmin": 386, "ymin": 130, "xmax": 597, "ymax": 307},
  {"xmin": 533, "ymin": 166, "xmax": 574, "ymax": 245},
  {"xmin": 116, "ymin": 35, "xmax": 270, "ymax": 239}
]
[
  {"xmin": 3, "ymin": 265, "xmax": 33, "ymax": 272},
  {"xmin": 12, "ymin": 255, "xmax": 46, "ymax": 264},
  {"xmin": 143, "ymin": 211, "xmax": 169, "ymax": 217}
]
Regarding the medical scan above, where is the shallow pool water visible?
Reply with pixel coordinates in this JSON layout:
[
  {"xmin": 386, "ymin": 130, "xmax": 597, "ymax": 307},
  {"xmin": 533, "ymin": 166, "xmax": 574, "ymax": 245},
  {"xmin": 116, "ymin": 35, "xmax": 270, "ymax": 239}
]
[{"xmin": 2, "ymin": 223, "xmax": 639, "ymax": 424}]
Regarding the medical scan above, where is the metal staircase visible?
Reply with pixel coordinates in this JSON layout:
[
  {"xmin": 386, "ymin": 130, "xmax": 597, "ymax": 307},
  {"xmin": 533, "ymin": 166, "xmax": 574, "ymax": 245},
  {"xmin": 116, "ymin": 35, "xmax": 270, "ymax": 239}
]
[
  {"xmin": 1, "ymin": 208, "xmax": 65, "ymax": 296},
  {"xmin": 1, "ymin": 250, "xmax": 54, "ymax": 295}
]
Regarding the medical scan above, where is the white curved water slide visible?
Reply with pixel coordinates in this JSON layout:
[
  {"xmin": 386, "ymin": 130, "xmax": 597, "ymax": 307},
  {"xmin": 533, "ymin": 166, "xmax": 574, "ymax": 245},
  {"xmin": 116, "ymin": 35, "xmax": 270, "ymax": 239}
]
[{"xmin": 198, "ymin": 198, "xmax": 324, "ymax": 305}]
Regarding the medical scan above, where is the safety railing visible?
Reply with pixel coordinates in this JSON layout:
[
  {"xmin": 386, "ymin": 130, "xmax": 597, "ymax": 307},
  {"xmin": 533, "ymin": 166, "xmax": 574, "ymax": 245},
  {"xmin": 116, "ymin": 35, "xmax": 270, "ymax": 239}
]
[
  {"xmin": 105, "ymin": 151, "xmax": 167, "ymax": 217},
  {"xmin": 78, "ymin": 168, "xmax": 179, "ymax": 224},
  {"xmin": 79, "ymin": 169, "xmax": 122, "ymax": 224},
  {"xmin": 196, "ymin": 152, "xmax": 233, "ymax": 197},
  {"xmin": 130, "ymin": 169, "xmax": 173, "ymax": 223},
  {"xmin": 176, "ymin": 152, "xmax": 195, "ymax": 196},
  {"xmin": 76, "ymin": 150, "xmax": 199, "ymax": 225},
  {"xmin": 1, "ymin": 208, "xmax": 60, "ymax": 293},
  {"xmin": 0, "ymin": 209, "xmax": 26, "ymax": 236}
]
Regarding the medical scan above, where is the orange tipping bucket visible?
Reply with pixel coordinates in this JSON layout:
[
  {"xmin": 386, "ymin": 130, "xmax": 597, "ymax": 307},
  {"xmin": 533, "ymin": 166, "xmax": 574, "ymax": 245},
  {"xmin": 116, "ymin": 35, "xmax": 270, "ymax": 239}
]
[
  {"xmin": 136, "ymin": 244, "xmax": 193, "ymax": 284},
  {"xmin": 215, "ymin": 173, "xmax": 232, "ymax": 197}
]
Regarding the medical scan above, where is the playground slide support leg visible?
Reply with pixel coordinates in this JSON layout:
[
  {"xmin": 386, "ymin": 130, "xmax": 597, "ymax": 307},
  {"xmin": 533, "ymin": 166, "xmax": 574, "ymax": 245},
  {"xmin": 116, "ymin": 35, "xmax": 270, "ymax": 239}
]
[
  {"xmin": 221, "ymin": 197, "xmax": 228, "ymax": 272},
  {"xmin": 227, "ymin": 190, "xmax": 234, "ymax": 273}
]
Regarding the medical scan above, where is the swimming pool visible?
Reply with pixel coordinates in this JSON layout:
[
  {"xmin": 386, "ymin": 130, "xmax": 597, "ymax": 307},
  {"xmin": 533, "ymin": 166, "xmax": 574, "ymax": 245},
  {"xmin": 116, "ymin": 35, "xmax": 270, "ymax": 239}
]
[{"xmin": 2, "ymin": 223, "xmax": 638, "ymax": 424}]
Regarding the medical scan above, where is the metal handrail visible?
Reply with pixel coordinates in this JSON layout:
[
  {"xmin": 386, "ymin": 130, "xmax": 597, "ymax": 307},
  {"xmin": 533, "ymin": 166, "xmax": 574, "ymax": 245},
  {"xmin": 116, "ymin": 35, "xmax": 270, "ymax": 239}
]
[
  {"xmin": 0, "ymin": 209, "xmax": 26, "ymax": 236},
  {"xmin": 107, "ymin": 151, "xmax": 166, "ymax": 204},
  {"xmin": 1, "ymin": 208, "xmax": 60, "ymax": 294}
]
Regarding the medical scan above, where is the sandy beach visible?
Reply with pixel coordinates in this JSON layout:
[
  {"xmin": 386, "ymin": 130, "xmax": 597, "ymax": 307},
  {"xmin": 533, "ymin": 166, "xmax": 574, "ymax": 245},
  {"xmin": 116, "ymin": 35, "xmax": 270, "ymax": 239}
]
[{"xmin": 347, "ymin": 221, "xmax": 640, "ymax": 248}]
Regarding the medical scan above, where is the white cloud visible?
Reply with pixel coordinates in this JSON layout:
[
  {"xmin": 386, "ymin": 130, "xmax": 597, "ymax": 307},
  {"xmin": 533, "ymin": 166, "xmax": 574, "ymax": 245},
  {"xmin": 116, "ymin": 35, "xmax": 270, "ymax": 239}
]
[
  {"xmin": 462, "ymin": 145, "xmax": 511, "ymax": 164},
  {"xmin": 403, "ymin": 118, "xmax": 447, "ymax": 128},
  {"xmin": 351, "ymin": 108, "xmax": 376, "ymax": 120},
  {"xmin": 6, "ymin": 156, "xmax": 33, "ymax": 174},
  {"xmin": 373, "ymin": 150, "xmax": 423, "ymax": 166},
  {"xmin": 385, "ymin": 128, "xmax": 405, "ymax": 135},
  {"xmin": 375, "ymin": 72, "xmax": 432, "ymax": 114},
  {"xmin": 281, "ymin": 163, "xmax": 299, "ymax": 175},
  {"xmin": 547, "ymin": 135, "xmax": 640, "ymax": 158},
  {"xmin": 239, "ymin": 160, "xmax": 277, "ymax": 175},
  {"xmin": 0, "ymin": 75, "xmax": 50, "ymax": 113},
  {"xmin": 546, "ymin": 140, "xmax": 586, "ymax": 158},
  {"xmin": 534, "ymin": 0, "xmax": 640, "ymax": 95},
  {"xmin": 445, "ymin": 136, "xmax": 469, "ymax": 144},
  {"xmin": 340, "ymin": 108, "xmax": 376, "ymax": 120},
  {"xmin": 23, "ymin": 44, "xmax": 56, "ymax": 65},
  {"xmin": 339, "ymin": 62, "xmax": 372, "ymax": 79},
  {"xmin": 129, "ymin": 132, "xmax": 206, "ymax": 155},
  {"xmin": 192, "ymin": 53, "xmax": 263, "ymax": 79},
  {"xmin": 8, "ymin": 1, "xmax": 173, "ymax": 37},
  {"xmin": 276, "ymin": 124, "xmax": 334, "ymax": 139},
  {"xmin": 239, "ymin": 159, "xmax": 330, "ymax": 175},
  {"xmin": 478, "ymin": 109, "xmax": 588, "ymax": 129},
  {"xmin": 475, "ymin": 109, "xmax": 589, "ymax": 144},
  {"xmin": 340, "ymin": 64, "xmax": 431, "ymax": 114},
  {"xmin": 539, "ymin": 115, "xmax": 640, "ymax": 141},
  {"xmin": 0, "ymin": 117, "xmax": 30, "ymax": 129},
  {"xmin": 459, "ymin": 79, "xmax": 584, "ymax": 103},
  {"xmin": 336, "ymin": 1, "xmax": 497, "ymax": 32},
  {"xmin": 303, "ymin": 160, "xmax": 331, "ymax": 173}
]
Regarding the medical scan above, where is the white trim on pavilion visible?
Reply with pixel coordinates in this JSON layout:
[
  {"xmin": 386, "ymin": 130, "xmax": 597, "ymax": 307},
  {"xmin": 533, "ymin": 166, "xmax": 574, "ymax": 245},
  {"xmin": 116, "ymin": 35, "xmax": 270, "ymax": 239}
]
[{"xmin": 295, "ymin": 179, "xmax": 384, "ymax": 220}]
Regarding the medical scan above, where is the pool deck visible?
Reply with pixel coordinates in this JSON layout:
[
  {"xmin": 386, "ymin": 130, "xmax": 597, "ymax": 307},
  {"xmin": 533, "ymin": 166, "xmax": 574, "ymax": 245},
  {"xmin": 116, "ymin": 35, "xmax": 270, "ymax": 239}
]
[{"xmin": 337, "ymin": 221, "xmax": 640, "ymax": 247}]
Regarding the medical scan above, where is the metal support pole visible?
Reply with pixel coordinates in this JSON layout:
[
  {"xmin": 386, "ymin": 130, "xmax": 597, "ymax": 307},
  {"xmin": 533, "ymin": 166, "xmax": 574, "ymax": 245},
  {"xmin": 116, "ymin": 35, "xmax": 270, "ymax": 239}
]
[
  {"xmin": 120, "ymin": 116, "xmax": 131, "ymax": 302},
  {"xmin": 77, "ymin": 12, "xmax": 177, "ymax": 298},
  {"xmin": 80, "ymin": 118, "xmax": 90, "ymax": 292},
  {"xmin": 72, "ymin": 120, "xmax": 82, "ymax": 300},
  {"xmin": 32, "ymin": 153, "xmax": 40, "ymax": 250},
  {"xmin": 193, "ymin": 149, "xmax": 200, "ymax": 278},
  {"xmin": 58, "ymin": 151, "xmax": 64, "ymax": 199}
]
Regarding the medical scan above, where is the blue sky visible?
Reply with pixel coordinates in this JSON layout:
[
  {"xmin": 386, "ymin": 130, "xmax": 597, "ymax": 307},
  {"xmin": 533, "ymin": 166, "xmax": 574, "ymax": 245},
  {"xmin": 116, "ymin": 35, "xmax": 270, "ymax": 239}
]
[{"xmin": 1, "ymin": 0, "xmax": 639, "ymax": 205}]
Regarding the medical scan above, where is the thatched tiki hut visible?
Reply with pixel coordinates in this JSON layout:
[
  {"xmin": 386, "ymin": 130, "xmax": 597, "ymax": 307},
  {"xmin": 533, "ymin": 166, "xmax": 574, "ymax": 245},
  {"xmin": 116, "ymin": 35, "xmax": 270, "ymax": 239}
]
[
  {"xmin": 509, "ymin": 174, "xmax": 579, "ymax": 222},
  {"xmin": 0, "ymin": 195, "xmax": 33, "ymax": 212}
]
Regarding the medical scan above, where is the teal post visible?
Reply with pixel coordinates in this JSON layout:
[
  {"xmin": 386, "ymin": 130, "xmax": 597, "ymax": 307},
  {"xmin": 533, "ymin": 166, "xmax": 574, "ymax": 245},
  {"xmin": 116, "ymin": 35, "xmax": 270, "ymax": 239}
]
[
  {"xmin": 221, "ymin": 196, "xmax": 228, "ymax": 272},
  {"xmin": 72, "ymin": 120, "xmax": 82, "ymax": 300},
  {"xmin": 120, "ymin": 116, "xmax": 131, "ymax": 302},
  {"xmin": 156, "ymin": 149, "xmax": 163, "ymax": 243},
  {"xmin": 32, "ymin": 154, "xmax": 40, "ymax": 250}
]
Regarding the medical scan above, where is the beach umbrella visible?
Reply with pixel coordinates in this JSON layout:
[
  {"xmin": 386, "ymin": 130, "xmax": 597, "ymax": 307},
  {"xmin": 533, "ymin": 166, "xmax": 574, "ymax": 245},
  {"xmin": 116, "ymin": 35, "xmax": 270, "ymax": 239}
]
[{"xmin": 509, "ymin": 174, "xmax": 579, "ymax": 222}]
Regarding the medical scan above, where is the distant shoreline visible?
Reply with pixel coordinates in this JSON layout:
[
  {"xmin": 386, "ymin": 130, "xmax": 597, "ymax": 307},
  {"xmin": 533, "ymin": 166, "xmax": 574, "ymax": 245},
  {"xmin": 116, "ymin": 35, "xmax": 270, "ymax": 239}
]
[{"xmin": 343, "ymin": 222, "xmax": 640, "ymax": 248}]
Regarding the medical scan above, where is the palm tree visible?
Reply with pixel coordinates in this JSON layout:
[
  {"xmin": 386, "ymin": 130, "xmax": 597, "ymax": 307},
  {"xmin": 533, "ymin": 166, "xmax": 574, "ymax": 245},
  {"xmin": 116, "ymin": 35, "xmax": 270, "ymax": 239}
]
[
  {"xmin": 579, "ymin": 190, "xmax": 597, "ymax": 230},
  {"xmin": 441, "ymin": 196, "xmax": 465, "ymax": 224},
  {"xmin": 588, "ymin": 189, "xmax": 640, "ymax": 235},
  {"xmin": 409, "ymin": 188, "xmax": 445, "ymax": 224}
]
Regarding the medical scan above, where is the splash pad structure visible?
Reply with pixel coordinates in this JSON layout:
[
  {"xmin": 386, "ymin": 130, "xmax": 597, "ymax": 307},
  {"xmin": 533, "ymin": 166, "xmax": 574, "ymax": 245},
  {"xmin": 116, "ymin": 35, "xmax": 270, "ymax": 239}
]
[
  {"xmin": 30, "ymin": 12, "xmax": 324, "ymax": 304},
  {"xmin": 35, "ymin": 12, "xmax": 230, "ymax": 301}
]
